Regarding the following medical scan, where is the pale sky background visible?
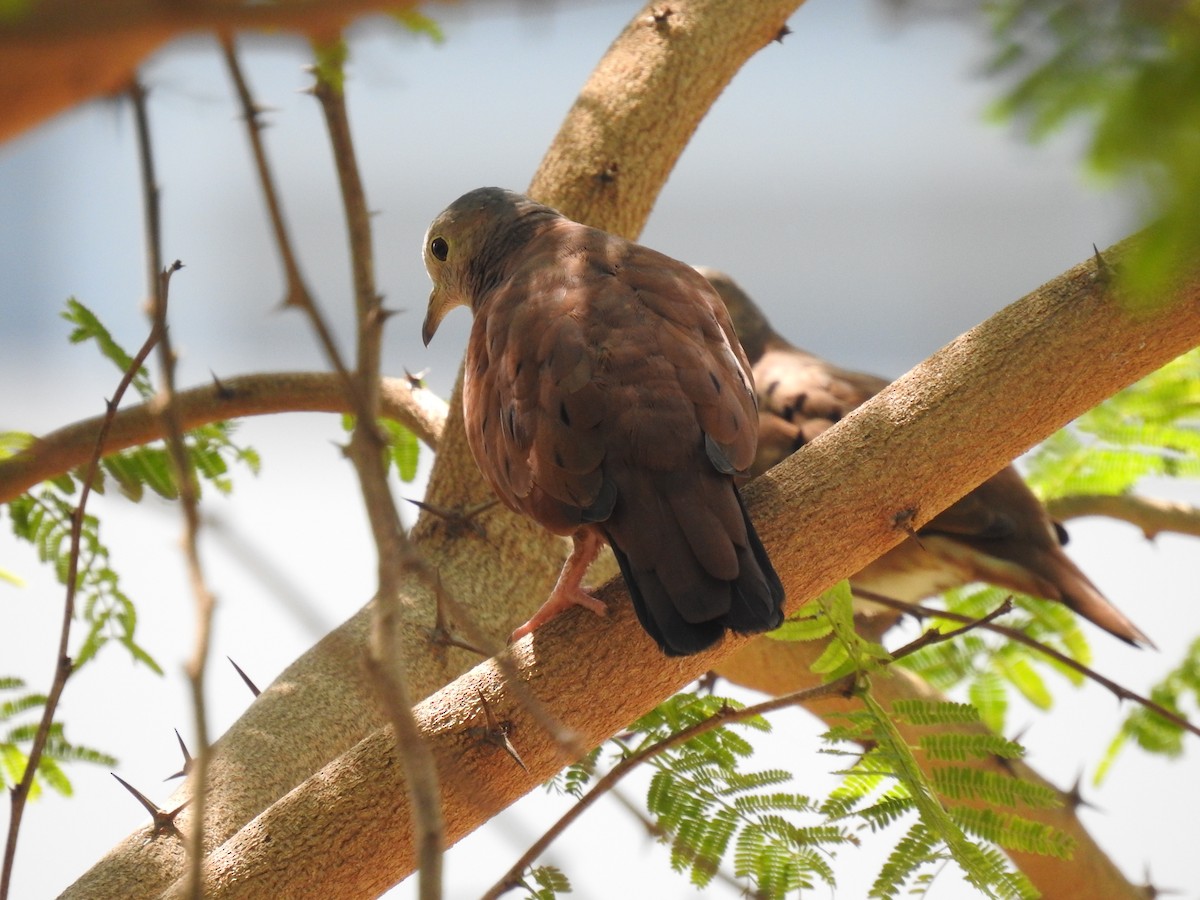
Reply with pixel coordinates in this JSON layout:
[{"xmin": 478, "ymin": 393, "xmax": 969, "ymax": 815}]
[{"xmin": 2, "ymin": 1, "xmax": 1198, "ymax": 898}]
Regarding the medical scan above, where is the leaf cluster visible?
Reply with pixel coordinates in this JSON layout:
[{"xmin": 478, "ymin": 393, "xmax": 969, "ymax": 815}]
[
  {"xmin": 897, "ymin": 584, "xmax": 1091, "ymax": 735},
  {"xmin": 787, "ymin": 586, "xmax": 1069, "ymax": 898}
]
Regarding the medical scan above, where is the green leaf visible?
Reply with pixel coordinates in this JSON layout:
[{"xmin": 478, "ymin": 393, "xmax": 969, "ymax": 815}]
[
  {"xmin": 995, "ymin": 654, "xmax": 1053, "ymax": 710},
  {"xmin": 61, "ymin": 298, "xmax": 153, "ymax": 399}
]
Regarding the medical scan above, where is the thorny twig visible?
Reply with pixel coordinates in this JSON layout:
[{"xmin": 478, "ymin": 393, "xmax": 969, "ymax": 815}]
[
  {"xmin": 309, "ymin": 47, "xmax": 444, "ymax": 900},
  {"xmin": 856, "ymin": 588, "xmax": 1200, "ymax": 740},
  {"xmin": 131, "ymin": 80, "xmax": 216, "ymax": 900}
]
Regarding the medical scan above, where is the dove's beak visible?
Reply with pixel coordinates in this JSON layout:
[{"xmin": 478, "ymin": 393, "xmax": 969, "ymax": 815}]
[{"xmin": 422, "ymin": 288, "xmax": 454, "ymax": 347}]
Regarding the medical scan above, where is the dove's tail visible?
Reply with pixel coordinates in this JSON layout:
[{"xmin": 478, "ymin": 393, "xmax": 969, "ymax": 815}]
[
  {"xmin": 1015, "ymin": 545, "xmax": 1154, "ymax": 648},
  {"xmin": 606, "ymin": 487, "xmax": 785, "ymax": 657}
]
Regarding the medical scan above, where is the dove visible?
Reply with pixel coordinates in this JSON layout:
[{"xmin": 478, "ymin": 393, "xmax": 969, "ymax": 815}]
[
  {"xmin": 421, "ymin": 188, "xmax": 785, "ymax": 656},
  {"xmin": 698, "ymin": 266, "xmax": 1151, "ymax": 647}
]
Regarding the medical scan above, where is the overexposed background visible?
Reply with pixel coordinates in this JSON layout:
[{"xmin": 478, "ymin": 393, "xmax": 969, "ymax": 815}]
[{"xmin": 2, "ymin": 1, "xmax": 1198, "ymax": 897}]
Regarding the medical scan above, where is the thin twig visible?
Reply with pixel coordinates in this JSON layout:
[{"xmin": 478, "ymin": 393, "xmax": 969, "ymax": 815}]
[
  {"xmin": 856, "ymin": 588, "xmax": 1200, "ymax": 740},
  {"xmin": 131, "ymin": 80, "xmax": 216, "ymax": 900},
  {"xmin": 0, "ymin": 371, "xmax": 448, "ymax": 504},
  {"xmin": 0, "ymin": 282, "xmax": 164, "ymax": 900},
  {"xmin": 309, "ymin": 49, "xmax": 443, "ymax": 900},
  {"xmin": 219, "ymin": 32, "xmax": 313, "ymax": 311},
  {"xmin": 481, "ymin": 600, "xmax": 1011, "ymax": 898}
]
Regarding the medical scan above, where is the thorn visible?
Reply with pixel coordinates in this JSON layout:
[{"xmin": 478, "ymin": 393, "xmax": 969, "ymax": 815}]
[
  {"xmin": 1091, "ymin": 243, "xmax": 1113, "ymax": 286},
  {"xmin": 112, "ymin": 773, "xmax": 190, "ymax": 836},
  {"xmin": 774, "ymin": 24, "xmax": 792, "ymax": 43},
  {"xmin": 228, "ymin": 656, "xmax": 261, "ymax": 697},
  {"xmin": 1137, "ymin": 863, "xmax": 1181, "ymax": 897},
  {"xmin": 404, "ymin": 368, "xmax": 429, "ymax": 389},
  {"xmin": 1062, "ymin": 771, "xmax": 1101, "ymax": 812},
  {"xmin": 406, "ymin": 496, "xmax": 497, "ymax": 541},
  {"xmin": 164, "ymin": 728, "xmax": 193, "ymax": 781},
  {"xmin": 893, "ymin": 507, "xmax": 926, "ymax": 550},
  {"xmin": 424, "ymin": 580, "xmax": 491, "ymax": 657},
  {"xmin": 596, "ymin": 161, "xmax": 620, "ymax": 185},
  {"xmin": 210, "ymin": 370, "xmax": 234, "ymax": 400},
  {"xmin": 467, "ymin": 691, "xmax": 528, "ymax": 772},
  {"xmin": 695, "ymin": 671, "xmax": 720, "ymax": 694},
  {"xmin": 647, "ymin": 5, "xmax": 673, "ymax": 32}
]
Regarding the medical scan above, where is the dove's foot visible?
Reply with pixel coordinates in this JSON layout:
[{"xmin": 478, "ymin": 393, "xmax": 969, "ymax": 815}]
[{"xmin": 509, "ymin": 529, "xmax": 607, "ymax": 644}]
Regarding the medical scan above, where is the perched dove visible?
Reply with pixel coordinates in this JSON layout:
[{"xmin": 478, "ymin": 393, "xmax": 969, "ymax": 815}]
[
  {"xmin": 699, "ymin": 266, "xmax": 1152, "ymax": 647},
  {"xmin": 421, "ymin": 188, "xmax": 785, "ymax": 656}
]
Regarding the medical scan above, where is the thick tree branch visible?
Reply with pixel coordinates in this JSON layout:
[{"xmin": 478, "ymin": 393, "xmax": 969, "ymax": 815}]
[
  {"xmin": 0, "ymin": 372, "xmax": 447, "ymax": 505},
  {"xmin": 146, "ymin": 237, "xmax": 1200, "ymax": 899},
  {"xmin": 1048, "ymin": 493, "xmax": 1200, "ymax": 539}
]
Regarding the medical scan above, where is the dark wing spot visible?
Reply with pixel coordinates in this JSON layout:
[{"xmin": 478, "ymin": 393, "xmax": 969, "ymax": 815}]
[
  {"xmin": 559, "ymin": 401, "xmax": 571, "ymax": 426},
  {"xmin": 709, "ymin": 370, "xmax": 722, "ymax": 394}
]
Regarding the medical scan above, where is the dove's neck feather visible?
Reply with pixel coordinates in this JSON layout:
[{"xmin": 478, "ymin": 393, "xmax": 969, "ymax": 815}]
[{"xmin": 468, "ymin": 205, "xmax": 562, "ymax": 305}]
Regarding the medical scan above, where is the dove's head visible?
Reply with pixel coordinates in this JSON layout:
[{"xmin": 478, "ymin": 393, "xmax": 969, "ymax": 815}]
[{"xmin": 421, "ymin": 187, "xmax": 560, "ymax": 346}]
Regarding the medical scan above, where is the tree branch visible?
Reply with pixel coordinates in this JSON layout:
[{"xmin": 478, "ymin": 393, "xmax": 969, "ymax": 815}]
[
  {"xmin": 142, "ymin": 234, "xmax": 1200, "ymax": 900},
  {"xmin": 0, "ymin": 371, "xmax": 447, "ymax": 505},
  {"xmin": 1048, "ymin": 493, "xmax": 1200, "ymax": 539},
  {"xmin": 0, "ymin": 281, "xmax": 165, "ymax": 900},
  {"xmin": 0, "ymin": 0, "xmax": 425, "ymax": 143}
]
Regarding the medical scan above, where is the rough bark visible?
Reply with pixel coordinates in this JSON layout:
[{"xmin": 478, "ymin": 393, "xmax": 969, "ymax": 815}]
[{"xmin": 60, "ymin": 1, "xmax": 804, "ymax": 897}]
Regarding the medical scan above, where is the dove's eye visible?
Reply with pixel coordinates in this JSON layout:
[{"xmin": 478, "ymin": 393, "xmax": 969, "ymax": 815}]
[{"xmin": 430, "ymin": 236, "xmax": 449, "ymax": 261}]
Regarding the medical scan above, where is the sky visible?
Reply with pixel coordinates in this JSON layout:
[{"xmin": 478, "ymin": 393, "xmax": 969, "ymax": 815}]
[{"xmin": 1, "ymin": 0, "xmax": 1198, "ymax": 897}]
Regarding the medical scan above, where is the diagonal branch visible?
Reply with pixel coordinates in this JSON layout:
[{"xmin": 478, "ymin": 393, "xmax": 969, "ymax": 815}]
[
  {"xmin": 0, "ymin": 268, "xmax": 165, "ymax": 900},
  {"xmin": 145, "ymin": 234, "xmax": 1200, "ymax": 900}
]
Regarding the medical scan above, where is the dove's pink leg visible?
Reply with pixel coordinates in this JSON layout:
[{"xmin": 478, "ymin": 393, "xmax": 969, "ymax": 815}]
[{"xmin": 510, "ymin": 530, "xmax": 607, "ymax": 643}]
